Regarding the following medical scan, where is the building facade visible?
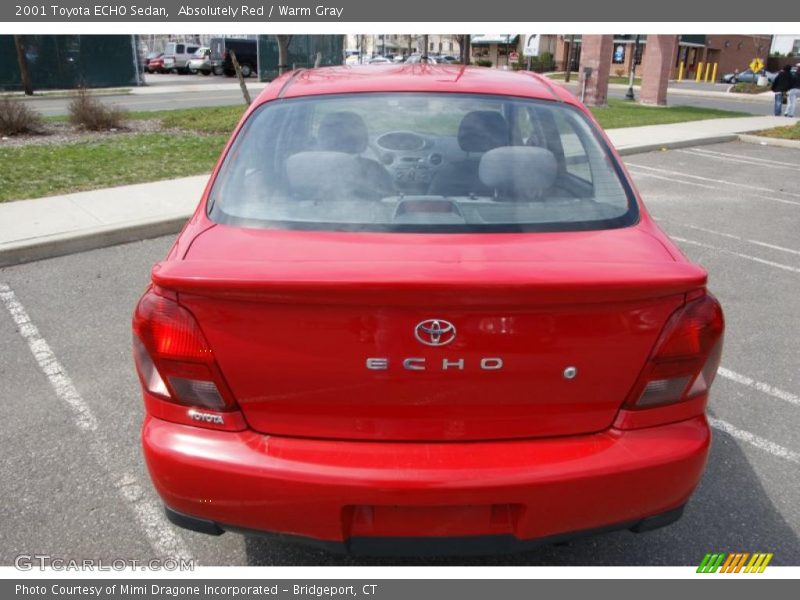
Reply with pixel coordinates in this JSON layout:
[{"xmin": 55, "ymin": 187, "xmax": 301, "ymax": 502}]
[{"xmin": 555, "ymin": 35, "xmax": 772, "ymax": 81}]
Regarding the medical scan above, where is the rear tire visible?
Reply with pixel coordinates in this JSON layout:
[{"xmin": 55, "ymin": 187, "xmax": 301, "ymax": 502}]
[
  {"xmin": 240, "ymin": 64, "xmax": 253, "ymax": 78},
  {"xmin": 213, "ymin": 66, "xmax": 225, "ymax": 76},
  {"xmin": 201, "ymin": 70, "xmax": 211, "ymax": 76}
]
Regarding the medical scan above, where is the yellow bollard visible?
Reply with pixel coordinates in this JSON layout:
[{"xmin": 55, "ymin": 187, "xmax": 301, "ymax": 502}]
[
  {"xmin": 704, "ymin": 62, "xmax": 712, "ymax": 82},
  {"xmin": 711, "ymin": 62, "xmax": 718, "ymax": 83},
  {"xmin": 678, "ymin": 61, "xmax": 684, "ymax": 81},
  {"xmin": 695, "ymin": 62, "xmax": 703, "ymax": 82}
]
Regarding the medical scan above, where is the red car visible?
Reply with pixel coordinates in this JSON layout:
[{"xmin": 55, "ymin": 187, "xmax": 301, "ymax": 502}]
[
  {"xmin": 146, "ymin": 54, "xmax": 165, "ymax": 74},
  {"xmin": 133, "ymin": 65, "xmax": 724, "ymax": 556}
]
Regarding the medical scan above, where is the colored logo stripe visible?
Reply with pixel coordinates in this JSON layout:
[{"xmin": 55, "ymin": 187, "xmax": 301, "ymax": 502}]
[
  {"xmin": 698, "ymin": 552, "xmax": 773, "ymax": 573},
  {"xmin": 697, "ymin": 553, "xmax": 726, "ymax": 573}
]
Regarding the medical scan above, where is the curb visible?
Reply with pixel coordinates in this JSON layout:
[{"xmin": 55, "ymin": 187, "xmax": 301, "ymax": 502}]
[
  {"xmin": 615, "ymin": 135, "xmax": 739, "ymax": 156},
  {"xmin": 739, "ymin": 133, "xmax": 800, "ymax": 149},
  {"xmin": 0, "ymin": 214, "xmax": 190, "ymax": 269}
]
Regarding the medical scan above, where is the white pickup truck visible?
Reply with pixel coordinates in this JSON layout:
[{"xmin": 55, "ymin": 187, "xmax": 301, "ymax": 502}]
[{"xmin": 162, "ymin": 42, "xmax": 200, "ymax": 74}]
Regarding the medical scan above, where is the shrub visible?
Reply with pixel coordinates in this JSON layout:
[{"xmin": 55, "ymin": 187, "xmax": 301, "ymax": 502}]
[
  {"xmin": 731, "ymin": 82, "xmax": 767, "ymax": 94},
  {"xmin": 474, "ymin": 59, "xmax": 493, "ymax": 68},
  {"xmin": 68, "ymin": 87, "xmax": 127, "ymax": 131},
  {"xmin": 0, "ymin": 97, "xmax": 42, "ymax": 136},
  {"xmin": 614, "ymin": 68, "xmax": 625, "ymax": 78}
]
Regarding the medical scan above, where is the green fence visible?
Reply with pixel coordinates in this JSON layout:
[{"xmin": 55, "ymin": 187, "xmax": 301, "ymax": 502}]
[
  {"xmin": 258, "ymin": 35, "xmax": 345, "ymax": 81},
  {"xmin": 0, "ymin": 35, "xmax": 142, "ymax": 91}
]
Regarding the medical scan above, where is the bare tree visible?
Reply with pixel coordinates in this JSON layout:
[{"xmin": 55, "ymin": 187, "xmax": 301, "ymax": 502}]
[
  {"xmin": 14, "ymin": 36, "xmax": 34, "ymax": 96},
  {"xmin": 421, "ymin": 35, "xmax": 429, "ymax": 61},
  {"xmin": 229, "ymin": 50, "xmax": 251, "ymax": 105},
  {"xmin": 456, "ymin": 35, "xmax": 471, "ymax": 65},
  {"xmin": 276, "ymin": 35, "xmax": 293, "ymax": 76}
]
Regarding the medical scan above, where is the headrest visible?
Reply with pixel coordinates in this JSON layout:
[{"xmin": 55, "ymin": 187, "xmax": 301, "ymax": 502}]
[
  {"xmin": 457, "ymin": 111, "xmax": 510, "ymax": 153},
  {"xmin": 286, "ymin": 151, "xmax": 361, "ymax": 199},
  {"xmin": 317, "ymin": 111, "xmax": 369, "ymax": 154},
  {"xmin": 478, "ymin": 146, "xmax": 558, "ymax": 199}
]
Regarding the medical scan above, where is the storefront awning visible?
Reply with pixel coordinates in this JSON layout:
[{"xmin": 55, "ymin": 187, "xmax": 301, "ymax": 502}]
[{"xmin": 471, "ymin": 35, "xmax": 519, "ymax": 45}]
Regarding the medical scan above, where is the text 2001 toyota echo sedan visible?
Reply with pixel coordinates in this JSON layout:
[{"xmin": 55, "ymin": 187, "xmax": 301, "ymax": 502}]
[{"xmin": 133, "ymin": 65, "xmax": 724, "ymax": 556}]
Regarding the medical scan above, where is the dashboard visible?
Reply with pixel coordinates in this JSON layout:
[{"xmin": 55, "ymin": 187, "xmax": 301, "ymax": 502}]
[{"xmin": 373, "ymin": 131, "xmax": 446, "ymax": 190}]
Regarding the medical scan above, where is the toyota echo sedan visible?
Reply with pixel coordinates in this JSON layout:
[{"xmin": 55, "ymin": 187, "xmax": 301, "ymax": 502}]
[{"xmin": 133, "ymin": 65, "xmax": 724, "ymax": 556}]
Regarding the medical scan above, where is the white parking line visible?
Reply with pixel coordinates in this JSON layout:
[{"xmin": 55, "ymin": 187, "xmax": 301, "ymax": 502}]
[
  {"xmin": 748, "ymin": 239, "xmax": 800, "ymax": 257},
  {"xmin": 628, "ymin": 168, "xmax": 800, "ymax": 209},
  {"xmin": 627, "ymin": 170, "xmax": 718, "ymax": 190},
  {"xmin": 670, "ymin": 236, "xmax": 800, "ymax": 274},
  {"xmin": 677, "ymin": 148, "xmax": 800, "ymax": 171},
  {"xmin": 681, "ymin": 147, "xmax": 800, "ymax": 169},
  {"xmin": 0, "ymin": 285, "xmax": 98, "ymax": 431},
  {"xmin": 0, "ymin": 282, "xmax": 193, "ymax": 561},
  {"xmin": 709, "ymin": 418, "xmax": 800, "ymax": 465},
  {"xmin": 658, "ymin": 220, "xmax": 800, "ymax": 257},
  {"xmin": 626, "ymin": 163, "xmax": 800, "ymax": 204},
  {"xmin": 718, "ymin": 367, "xmax": 800, "ymax": 407}
]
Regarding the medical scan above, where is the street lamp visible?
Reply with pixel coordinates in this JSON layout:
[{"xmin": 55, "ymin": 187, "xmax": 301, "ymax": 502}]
[{"xmin": 625, "ymin": 34, "xmax": 641, "ymax": 100}]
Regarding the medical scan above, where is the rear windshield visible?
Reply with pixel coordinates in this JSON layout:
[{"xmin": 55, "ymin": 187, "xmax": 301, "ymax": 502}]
[{"xmin": 208, "ymin": 92, "xmax": 637, "ymax": 232}]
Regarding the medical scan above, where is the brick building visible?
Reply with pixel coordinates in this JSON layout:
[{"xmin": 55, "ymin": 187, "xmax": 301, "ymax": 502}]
[{"xmin": 555, "ymin": 34, "xmax": 772, "ymax": 81}]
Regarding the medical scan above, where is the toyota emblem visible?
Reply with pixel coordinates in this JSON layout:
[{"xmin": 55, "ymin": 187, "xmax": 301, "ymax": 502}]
[{"xmin": 414, "ymin": 319, "xmax": 457, "ymax": 347}]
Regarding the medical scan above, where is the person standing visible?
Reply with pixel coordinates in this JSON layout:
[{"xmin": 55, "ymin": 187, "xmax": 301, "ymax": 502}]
[
  {"xmin": 785, "ymin": 64, "xmax": 800, "ymax": 118},
  {"xmin": 771, "ymin": 64, "xmax": 794, "ymax": 116}
]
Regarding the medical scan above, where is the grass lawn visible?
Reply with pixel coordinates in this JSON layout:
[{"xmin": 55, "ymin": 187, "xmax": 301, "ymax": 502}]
[
  {"xmin": 547, "ymin": 73, "xmax": 641, "ymax": 86},
  {"xmin": 590, "ymin": 99, "xmax": 750, "ymax": 129},
  {"xmin": 754, "ymin": 122, "xmax": 800, "ymax": 140},
  {"xmin": 135, "ymin": 104, "xmax": 247, "ymax": 134},
  {"xmin": 46, "ymin": 104, "xmax": 248, "ymax": 134},
  {"xmin": 0, "ymin": 133, "xmax": 228, "ymax": 202},
  {"xmin": 1, "ymin": 98, "xmax": 752, "ymax": 202}
]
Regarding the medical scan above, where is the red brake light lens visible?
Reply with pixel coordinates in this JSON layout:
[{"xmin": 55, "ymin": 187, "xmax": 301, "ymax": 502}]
[
  {"xmin": 134, "ymin": 291, "xmax": 212, "ymax": 362},
  {"xmin": 132, "ymin": 288, "xmax": 242, "ymax": 429},
  {"xmin": 626, "ymin": 292, "xmax": 724, "ymax": 409}
]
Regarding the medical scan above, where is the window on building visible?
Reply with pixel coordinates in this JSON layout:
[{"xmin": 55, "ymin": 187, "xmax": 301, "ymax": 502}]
[{"xmin": 612, "ymin": 44, "xmax": 626, "ymax": 64}]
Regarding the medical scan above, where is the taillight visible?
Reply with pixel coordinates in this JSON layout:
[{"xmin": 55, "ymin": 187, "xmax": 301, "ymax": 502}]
[
  {"xmin": 625, "ymin": 291, "xmax": 724, "ymax": 409},
  {"xmin": 132, "ymin": 287, "xmax": 244, "ymax": 431}
]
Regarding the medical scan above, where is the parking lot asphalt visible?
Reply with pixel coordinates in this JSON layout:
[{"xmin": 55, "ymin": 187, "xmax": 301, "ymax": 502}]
[{"xmin": 0, "ymin": 141, "xmax": 798, "ymax": 567}]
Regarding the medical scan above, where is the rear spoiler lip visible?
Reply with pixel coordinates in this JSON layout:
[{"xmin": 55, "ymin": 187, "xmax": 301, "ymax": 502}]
[{"xmin": 152, "ymin": 259, "xmax": 707, "ymax": 306}]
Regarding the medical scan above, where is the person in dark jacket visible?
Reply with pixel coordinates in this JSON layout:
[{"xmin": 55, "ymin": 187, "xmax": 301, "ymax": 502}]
[
  {"xmin": 785, "ymin": 65, "xmax": 800, "ymax": 118},
  {"xmin": 771, "ymin": 65, "xmax": 794, "ymax": 116}
]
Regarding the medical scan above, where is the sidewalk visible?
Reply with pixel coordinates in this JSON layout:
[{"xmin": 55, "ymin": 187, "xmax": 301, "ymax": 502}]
[{"xmin": 0, "ymin": 115, "xmax": 796, "ymax": 268}]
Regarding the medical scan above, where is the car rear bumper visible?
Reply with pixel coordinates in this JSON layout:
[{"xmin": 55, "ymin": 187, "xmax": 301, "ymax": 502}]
[{"xmin": 142, "ymin": 415, "xmax": 710, "ymax": 554}]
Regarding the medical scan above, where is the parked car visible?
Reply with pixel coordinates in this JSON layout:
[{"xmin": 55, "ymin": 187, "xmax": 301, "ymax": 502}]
[
  {"xmin": 721, "ymin": 68, "xmax": 777, "ymax": 84},
  {"xmin": 143, "ymin": 52, "xmax": 164, "ymax": 74},
  {"xmin": 186, "ymin": 47, "xmax": 211, "ymax": 75},
  {"xmin": 435, "ymin": 54, "xmax": 460, "ymax": 64},
  {"xmin": 209, "ymin": 37, "xmax": 258, "ymax": 77},
  {"xmin": 368, "ymin": 55, "xmax": 391, "ymax": 64},
  {"xmin": 134, "ymin": 65, "xmax": 724, "ymax": 555},
  {"xmin": 146, "ymin": 54, "xmax": 165, "ymax": 74},
  {"xmin": 405, "ymin": 53, "xmax": 438, "ymax": 64},
  {"xmin": 162, "ymin": 42, "xmax": 200, "ymax": 74}
]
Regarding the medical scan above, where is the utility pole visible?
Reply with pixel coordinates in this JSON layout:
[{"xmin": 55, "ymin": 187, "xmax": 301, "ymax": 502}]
[
  {"xmin": 564, "ymin": 35, "xmax": 576, "ymax": 83},
  {"xmin": 625, "ymin": 34, "xmax": 641, "ymax": 100}
]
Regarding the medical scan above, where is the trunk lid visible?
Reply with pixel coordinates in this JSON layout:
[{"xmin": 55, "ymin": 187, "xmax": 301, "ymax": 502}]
[{"xmin": 155, "ymin": 225, "xmax": 705, "ymax": 441}]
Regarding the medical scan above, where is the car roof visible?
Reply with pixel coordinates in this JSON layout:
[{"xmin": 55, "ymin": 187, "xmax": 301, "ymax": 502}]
[{"xmin": 253, "ymin": 64, "xmax": 576, "ymax": 106}]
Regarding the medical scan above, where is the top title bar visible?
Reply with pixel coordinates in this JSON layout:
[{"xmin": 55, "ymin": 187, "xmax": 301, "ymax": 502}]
[{"xmin": 0, "ymin": 0, "xmax": 791, "ymax": 22}]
